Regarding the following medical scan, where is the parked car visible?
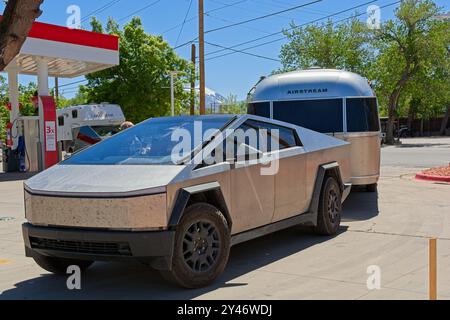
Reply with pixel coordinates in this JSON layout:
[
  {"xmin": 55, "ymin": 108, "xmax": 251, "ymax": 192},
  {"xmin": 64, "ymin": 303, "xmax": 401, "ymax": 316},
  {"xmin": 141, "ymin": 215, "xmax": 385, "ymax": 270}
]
[{"xmin": 23, "ymin": 115, "xmax": 352, "ymax": 288}]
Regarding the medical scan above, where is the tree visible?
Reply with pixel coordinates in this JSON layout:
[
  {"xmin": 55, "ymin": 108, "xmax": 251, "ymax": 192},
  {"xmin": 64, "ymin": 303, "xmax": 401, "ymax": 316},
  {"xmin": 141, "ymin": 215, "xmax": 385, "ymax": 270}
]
[
  {"xmin": 0, "ymin": 78, "xmax": 39, "ymax": 141},
  {"xmin": 83, "ymin": 17, "xmax": 193, "ymax": 123},
  {"xmin": 0, "ymin": 75, "xmax": 8, "ymax": 141},
  {"xmin": 58, "ymin": 90, "xmax": 89, "ymax": 109},
  {"xmin": 370, "ymin": 0, "xmax": 449, "ymax": 143},
  {"xmin": 220, "ymin": 94, "xmax": 246, "ymax": 114},
  {"xmin": 0, "ymin": 0, "xmax": 43, "ymax": 71},
  {"xmin": 278, "ymin": 18, "xmax": 373, "ymax": 75}
]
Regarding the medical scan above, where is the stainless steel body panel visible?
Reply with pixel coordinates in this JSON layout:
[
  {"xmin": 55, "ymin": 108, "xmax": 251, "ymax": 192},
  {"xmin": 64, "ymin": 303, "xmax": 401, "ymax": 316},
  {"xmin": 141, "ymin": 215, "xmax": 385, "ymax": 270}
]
[{"xmin": 24, "ymin": 115, "xmax": 352, "ymax": 237}]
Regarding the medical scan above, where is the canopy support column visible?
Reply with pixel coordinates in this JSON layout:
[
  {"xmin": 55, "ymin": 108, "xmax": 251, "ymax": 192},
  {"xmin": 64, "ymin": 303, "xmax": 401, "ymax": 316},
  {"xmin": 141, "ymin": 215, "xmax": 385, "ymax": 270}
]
[
  {"xmin": 36, "ymin": 57, "xmax": 50, "ymax": 171},
  {"xmin": 6, "ymin": 61, "xmax": 20, "ymax": 149}
]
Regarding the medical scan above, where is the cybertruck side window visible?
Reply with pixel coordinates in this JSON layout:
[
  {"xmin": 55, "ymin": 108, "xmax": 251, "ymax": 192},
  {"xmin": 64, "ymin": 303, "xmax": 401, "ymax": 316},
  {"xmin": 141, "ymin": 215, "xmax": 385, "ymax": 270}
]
[
  {"xmin": 346, "ymin": 98, "xmax": 380, "ymax": 132},
  {"xmin": 273, "ymin": 99, "xmax": 344, "ymax": 134},
  {"xmin": 237, "ymin": 120, "xmax": 300, "ymax": 152},
  {"xmin": 210, "ymin": 120, "xmax": 300, "ymax": 165},
  {"xmin": 247, "ymin": 102, "xmax": 270, "ymax": 119}
]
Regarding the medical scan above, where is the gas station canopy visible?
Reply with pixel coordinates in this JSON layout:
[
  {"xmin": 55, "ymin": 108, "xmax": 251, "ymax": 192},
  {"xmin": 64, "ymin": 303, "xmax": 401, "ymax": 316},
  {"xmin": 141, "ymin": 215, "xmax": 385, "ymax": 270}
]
[
  {"xmin": 11, "ymin": 19, "xmax": 119, "ymax": 78},
  {"xmin": 1, "ymin": 17, "xmax": 120, "ymax": 173}
]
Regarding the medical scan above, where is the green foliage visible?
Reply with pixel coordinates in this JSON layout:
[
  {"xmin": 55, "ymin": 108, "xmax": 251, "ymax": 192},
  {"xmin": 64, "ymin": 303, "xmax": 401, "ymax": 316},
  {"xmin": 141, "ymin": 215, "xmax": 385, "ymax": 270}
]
[
  {"xmin": 278, "ymin": 18, "xmax": 373, "ymax": 75},
  {"xmin": 83, "ymin": 17, "xmax": 193, "ymax": 123},
  {"xmin": 0, "ymin": 75, "xmax": 8, "ymax": 142},
  {"xmin": 18, "ymin": 82, "xmax": 38, "ymax": 116},
  {"xmin": 58, "ymin": 89, "xmax": 89, "ymax": 108},
  {"xmin": 369, "ymin": 0, "xmax": 449, "ymax": 120},
  {"xmin": 0, "ymin": 78, "xmax": 39, "ymax": 142},
  {"xmin": 220, "ymin": 94, "xmax": 246, "ymax": 114}
]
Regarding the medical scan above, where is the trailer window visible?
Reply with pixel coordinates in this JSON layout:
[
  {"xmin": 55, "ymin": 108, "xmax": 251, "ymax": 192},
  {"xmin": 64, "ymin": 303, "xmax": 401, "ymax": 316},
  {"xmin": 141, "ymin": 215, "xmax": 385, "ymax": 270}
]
[
  {"xmin": 248, "ymin": 102, "xmax": 270, "ymax": 119},
  {"xmin": 58, "ymin": 116, "xmax": 64, "ymax": 127},
  {"xmin": 346, "ymin": 98, "xmax": 380, "ymax": 132},
  {"xmin": 273, "ymin": 99, "xmax": 343, "ymax": 133}
]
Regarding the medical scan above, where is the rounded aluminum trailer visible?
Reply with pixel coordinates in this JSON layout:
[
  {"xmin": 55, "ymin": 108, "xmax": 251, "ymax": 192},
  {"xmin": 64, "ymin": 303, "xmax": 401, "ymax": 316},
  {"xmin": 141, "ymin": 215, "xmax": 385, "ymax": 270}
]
[{"xmin": 248, "ymin": 68, "xmax": 381, "ymax": 188}]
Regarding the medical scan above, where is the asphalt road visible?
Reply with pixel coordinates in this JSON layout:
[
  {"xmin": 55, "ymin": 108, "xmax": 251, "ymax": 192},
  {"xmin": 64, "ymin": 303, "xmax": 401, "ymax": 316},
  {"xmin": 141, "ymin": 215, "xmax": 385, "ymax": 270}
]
[
  {"xmin": 0, "ymin": 137, "xmax": 449, "ymax": 300},
  {"xmin": 382, "ymin": 137, "xmax": 450, "ymax": 168}
]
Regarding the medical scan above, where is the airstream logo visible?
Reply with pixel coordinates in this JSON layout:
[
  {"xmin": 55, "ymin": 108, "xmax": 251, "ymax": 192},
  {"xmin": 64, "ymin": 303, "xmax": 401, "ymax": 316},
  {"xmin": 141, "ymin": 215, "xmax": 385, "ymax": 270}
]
[{"xmin": 287, "ymin": 88, "xmax": 328, "ymax": 95}]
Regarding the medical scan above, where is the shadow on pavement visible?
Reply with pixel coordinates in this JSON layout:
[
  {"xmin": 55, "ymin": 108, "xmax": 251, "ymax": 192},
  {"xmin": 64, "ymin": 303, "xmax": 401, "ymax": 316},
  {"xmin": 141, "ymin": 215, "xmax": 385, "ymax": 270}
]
[
  {"xmin": 0, "ymin": 227, "xmax": 347, "ymax": 300},
  {"xmin": 0, "ymin": 172, "xmax": 37, "ymax": 183},
  {"xmin": 342, "ymin": 188, "xmax": 379, "ymax": 222},
  {"xmin": 395, "ymin": 143, "xmax": 449, "ymax": 148}
]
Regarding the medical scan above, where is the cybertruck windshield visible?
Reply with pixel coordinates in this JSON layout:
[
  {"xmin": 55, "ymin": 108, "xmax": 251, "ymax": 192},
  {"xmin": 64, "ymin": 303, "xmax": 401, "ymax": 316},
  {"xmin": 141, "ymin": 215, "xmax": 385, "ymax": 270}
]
[{"xmin": 63, "ymin": 116, "xmax": 234, "ymax": 165}]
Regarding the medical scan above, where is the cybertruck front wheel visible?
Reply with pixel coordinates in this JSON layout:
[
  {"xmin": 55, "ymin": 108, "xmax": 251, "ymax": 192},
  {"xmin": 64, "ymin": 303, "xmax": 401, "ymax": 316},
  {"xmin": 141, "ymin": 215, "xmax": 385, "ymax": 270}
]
[
  {"xmin": 32, "ymin": 253, "xmax": 94, "ymax": 275},
  {"xmin": 162, "ymin": 203, "xmax": 230, "ymax": 288},
  {"xmin": 315, "ymin": 176, "xmax": 342, "ymax": 236}
]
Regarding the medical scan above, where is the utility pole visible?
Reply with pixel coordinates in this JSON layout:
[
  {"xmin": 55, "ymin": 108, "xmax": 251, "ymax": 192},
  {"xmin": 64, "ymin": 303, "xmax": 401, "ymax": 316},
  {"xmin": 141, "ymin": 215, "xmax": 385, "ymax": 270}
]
[
  {"xmin": 170, "ymin": 71, "xmax": 176, "ymax": 117},
  {"xmin": 54, "ymin": 77, "xmax": 59, "ymax": 108},
  {"xmin": 198, "ymin": 0, "xmax": 206, "ymax": 115},
  {"xmin": 191, "ymin": 43, "xmax": 196, "ymax": 116}
]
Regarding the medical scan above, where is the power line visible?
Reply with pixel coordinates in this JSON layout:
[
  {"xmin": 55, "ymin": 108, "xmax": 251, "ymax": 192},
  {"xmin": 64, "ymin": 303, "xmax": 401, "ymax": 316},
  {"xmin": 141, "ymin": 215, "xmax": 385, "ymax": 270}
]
[
  {"xmin": 204, "ymin": 0, "xmax": 322, "ymax": 34},
  {"xmin": 58, "ymin": 79, "xmax": 88, "ymax": 89},
  {"xmin": 207, "ymin": 0, "xmax": 402, "ymax": 62},
  {"xmin": 205, "ymin": 41, "xmax": 280, "ymax": 62},
  {"xmin": 205, "ymin": 12, "xmax": 272, "ymax": 35},
  {"xmin": 162, "ymin": 0, "xmax": 249, "ymax": 35},
  {"xmin": 207, "ymin": 1, "xmax": 403, "ymax": 62},
  {"xmin": 117, "ymin": 0, "xmax": 162, "ymax": 23},
  {"xmin": 204, "ymin": 0, "xmax": 381, "ymax": 60},
  {"xmin": 175, "ymin": 0, "xmax": 194, "ymax": 47},
  {"xmin": 174, "ymin": 0, "xmax": 322, "ymax": 50},
  {"xmin": 81, "ymin": 0, "xmax": 123, "ymax": 23}
]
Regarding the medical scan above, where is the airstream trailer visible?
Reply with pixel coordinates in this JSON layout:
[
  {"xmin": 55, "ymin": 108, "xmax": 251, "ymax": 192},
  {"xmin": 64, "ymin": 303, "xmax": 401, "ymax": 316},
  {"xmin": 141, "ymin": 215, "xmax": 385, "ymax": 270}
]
[{"xmin": 248, "ymin": 69, "xmax": 381, "ymax": 192}]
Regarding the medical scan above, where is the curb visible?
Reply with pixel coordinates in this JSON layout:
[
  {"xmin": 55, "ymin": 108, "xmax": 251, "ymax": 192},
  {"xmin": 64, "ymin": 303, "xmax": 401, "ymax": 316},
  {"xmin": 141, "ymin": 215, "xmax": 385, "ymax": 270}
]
[{"xmin": 415, "ymin": 173, "xmax": 450, "ymax": 183}]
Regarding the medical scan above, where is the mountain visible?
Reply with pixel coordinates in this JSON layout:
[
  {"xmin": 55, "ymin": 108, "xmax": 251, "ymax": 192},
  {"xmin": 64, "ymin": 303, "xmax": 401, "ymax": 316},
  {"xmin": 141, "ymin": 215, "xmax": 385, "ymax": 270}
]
[{"xmin": 184, "ymin": 86, "xmax": 227, "ymax": 113}]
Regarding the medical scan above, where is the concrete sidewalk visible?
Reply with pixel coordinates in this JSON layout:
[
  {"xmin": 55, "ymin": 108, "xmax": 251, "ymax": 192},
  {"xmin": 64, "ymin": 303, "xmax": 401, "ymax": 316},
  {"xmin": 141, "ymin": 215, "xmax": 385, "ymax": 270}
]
[{"xmin": 0, "ymin": 137, "xmax": 449, "ymax": 300}]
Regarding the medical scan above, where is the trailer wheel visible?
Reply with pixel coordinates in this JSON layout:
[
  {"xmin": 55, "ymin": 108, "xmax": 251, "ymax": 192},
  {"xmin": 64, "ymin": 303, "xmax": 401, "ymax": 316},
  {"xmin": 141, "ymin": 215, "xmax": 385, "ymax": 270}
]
[
  {"xmin": 161, "ymin": 203, "xmax": 230, "ymax": 288},
  {"xmin": 315, "ymin": 176, "xmax": 342, "ymax": 236},
  {"xmin": 366, "ymin": 183, "xmax": 378, "ymax": 193},
  {"xmin": 32, "ymin": 253, "xmax": 94, "ymax": 275}
]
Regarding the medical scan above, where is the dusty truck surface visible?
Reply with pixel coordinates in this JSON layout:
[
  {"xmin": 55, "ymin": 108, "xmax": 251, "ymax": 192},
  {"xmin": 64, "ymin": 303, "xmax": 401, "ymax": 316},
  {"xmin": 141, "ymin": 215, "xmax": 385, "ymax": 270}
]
[{"xmin": 23, "ymin": 114, "xmax": 351, "ymax": 288}]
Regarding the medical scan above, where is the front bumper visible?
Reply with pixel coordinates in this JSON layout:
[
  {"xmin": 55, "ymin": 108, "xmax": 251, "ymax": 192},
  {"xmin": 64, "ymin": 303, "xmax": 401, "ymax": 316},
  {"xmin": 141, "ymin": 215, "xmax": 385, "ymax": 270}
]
[{"xmin": 22, "ymin": 223, "xmax": 175, "ymax": 270}]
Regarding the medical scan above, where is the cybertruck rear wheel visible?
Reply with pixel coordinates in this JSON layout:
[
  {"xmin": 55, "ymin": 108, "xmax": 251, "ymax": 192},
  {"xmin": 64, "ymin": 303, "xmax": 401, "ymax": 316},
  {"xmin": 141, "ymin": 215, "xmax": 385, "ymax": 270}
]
[
  {"xmin": 162, "ymin": 203, "xmax": 230, "ymax": 288},
  {"xmin": 315, "ymin": 176, "xmax": 342, "ymax": 236},
  {"xmin": 32, "ymin": 253, "xmax": 94, "ymax": 275}
]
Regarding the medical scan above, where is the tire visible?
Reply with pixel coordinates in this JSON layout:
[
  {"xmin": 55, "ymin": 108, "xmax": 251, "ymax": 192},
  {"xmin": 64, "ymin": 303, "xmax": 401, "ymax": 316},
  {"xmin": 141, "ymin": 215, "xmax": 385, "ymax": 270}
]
[
  {"xmin": 366, "ymin": 183, "xmax": 378, "ymax": 193},
  {"xmin": 32, "ymin": 253, "xmax": 94, "ymax": 275},
  {"xmin": 161, "ymin": 203, "xmax": 230, "ymax": 288},
  {"xmin": 314, "ymin": 176, "xmax": 342, "ymax": 236}
]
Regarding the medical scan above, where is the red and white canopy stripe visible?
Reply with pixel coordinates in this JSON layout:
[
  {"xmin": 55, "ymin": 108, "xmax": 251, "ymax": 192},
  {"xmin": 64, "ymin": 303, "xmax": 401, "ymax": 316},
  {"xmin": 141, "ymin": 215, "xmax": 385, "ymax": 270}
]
[{"xmin": 2, "ymin": 17, "xmax": 119, "ymax": 78}]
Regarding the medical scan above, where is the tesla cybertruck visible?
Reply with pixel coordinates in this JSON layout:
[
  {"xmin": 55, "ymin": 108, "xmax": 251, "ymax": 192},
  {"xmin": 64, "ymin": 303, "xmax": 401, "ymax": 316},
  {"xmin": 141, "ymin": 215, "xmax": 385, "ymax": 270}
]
[{"xmin": 23, "ymin": 114, "xmax": 351, "ymax": 288}]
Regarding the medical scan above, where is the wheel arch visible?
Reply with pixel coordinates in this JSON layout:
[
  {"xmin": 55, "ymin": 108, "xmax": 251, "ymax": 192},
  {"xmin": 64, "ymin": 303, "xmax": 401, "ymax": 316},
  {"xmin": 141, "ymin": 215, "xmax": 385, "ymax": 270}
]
[
  {"xmin": 168, "ymin": 182, "xmax": 232, "ymax": 230},
  {"xmin": 309, "ymin": 162, "xmax": 345, "ymax": 223}
]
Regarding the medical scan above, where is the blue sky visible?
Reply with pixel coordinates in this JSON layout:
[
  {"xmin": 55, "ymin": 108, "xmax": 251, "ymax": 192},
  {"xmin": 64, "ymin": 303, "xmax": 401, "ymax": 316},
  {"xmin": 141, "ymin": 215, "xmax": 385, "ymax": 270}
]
[{"xmin": 1, "ymin": 0, "xmax": 449, "ymax": 100}]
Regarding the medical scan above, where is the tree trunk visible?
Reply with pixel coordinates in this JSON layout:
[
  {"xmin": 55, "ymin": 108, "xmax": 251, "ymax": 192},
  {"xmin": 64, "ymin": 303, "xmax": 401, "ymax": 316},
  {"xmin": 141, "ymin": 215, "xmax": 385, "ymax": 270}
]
[
  {"xmin": 385, "ymin": 65, "xmax": 413, "ymax": 145},
  {"xmin": 407, "ymin": 102, "xmax": 416, "ymax": 134},
  {"xmin": 0, "ymin": 0, "xmax": 43, "ymax": 71},
  {"xmin": 440, "ymin": 105, "xmax": 450, "ymax": 136},
  {"xmin": 386, "ymin": 92, "xmax": 400, "ymax": 144}
]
